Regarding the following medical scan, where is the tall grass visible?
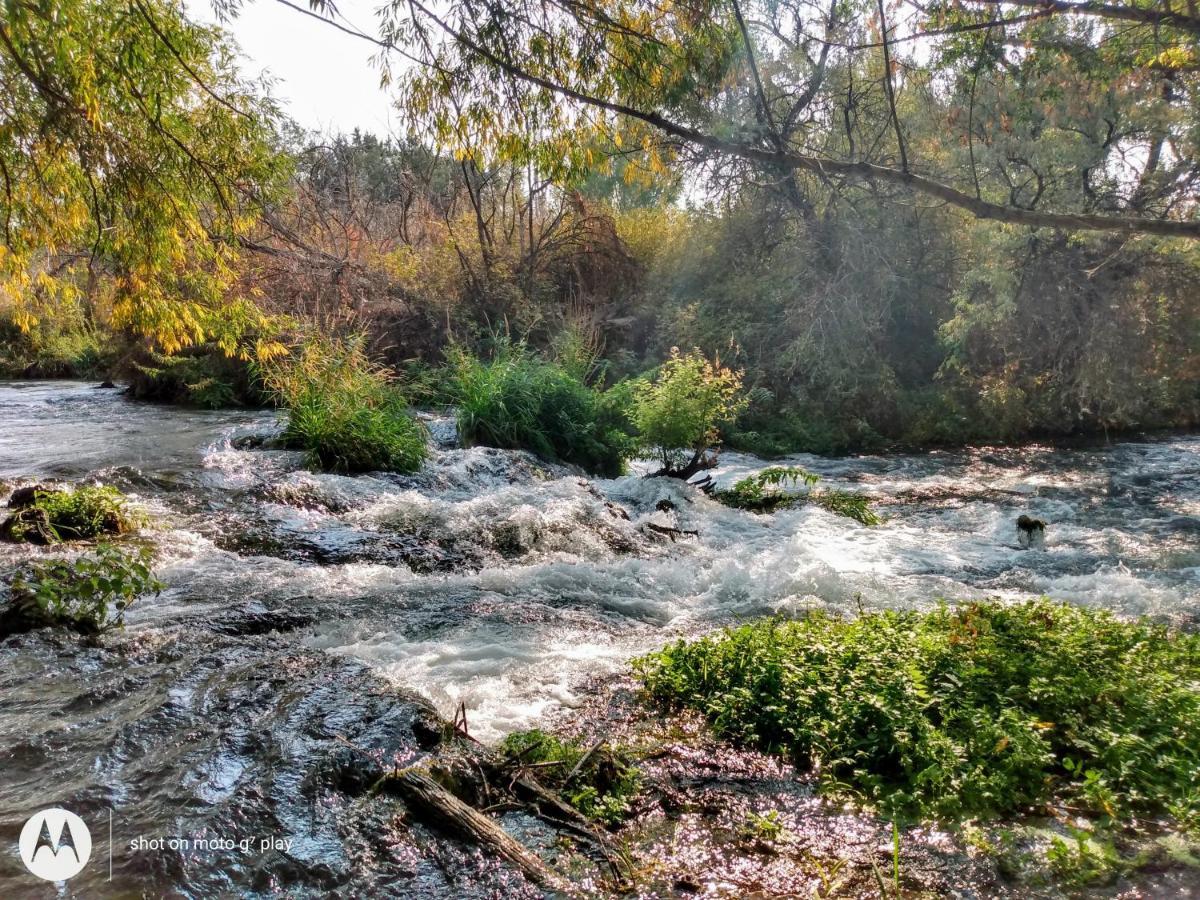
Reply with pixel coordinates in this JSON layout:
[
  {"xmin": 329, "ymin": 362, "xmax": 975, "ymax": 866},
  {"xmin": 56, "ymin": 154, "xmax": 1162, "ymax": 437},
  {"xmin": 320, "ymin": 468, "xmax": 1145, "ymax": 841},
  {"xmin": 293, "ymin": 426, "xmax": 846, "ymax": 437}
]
[
  {"xmin": 448, "ymin": 343, "xmax": 633, "ymax": 477},
  {"xmin": 264, "ymin": 335, "xmax": 427, "ymax": 474}
]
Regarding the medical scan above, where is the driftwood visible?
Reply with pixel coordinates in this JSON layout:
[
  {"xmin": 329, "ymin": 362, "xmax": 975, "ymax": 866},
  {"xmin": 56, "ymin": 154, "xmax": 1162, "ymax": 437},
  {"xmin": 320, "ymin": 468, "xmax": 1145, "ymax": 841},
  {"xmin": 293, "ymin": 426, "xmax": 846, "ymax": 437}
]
[
  {"xmin": 644, "ymin": 522, "xmax": 699, "ymax": 541},
  {"xmin": 390, "ymin": 768, "xmax": 570, "ymax": 893}
]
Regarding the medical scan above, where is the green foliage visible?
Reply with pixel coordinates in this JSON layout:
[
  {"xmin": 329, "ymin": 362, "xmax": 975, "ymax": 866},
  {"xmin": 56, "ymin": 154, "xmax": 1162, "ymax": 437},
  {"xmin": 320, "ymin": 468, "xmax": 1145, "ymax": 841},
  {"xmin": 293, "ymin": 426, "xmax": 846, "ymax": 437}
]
[
  {"xmin": 35, "ymin": 486, "xmax": 136, "ymax": 540},
  {"xmin": 499, "ymin": 729, "xmax": 641, "ymax": 827},
  {"xmin": 0, "ymin": 320, "xmax": 116, "ymax": 379},
  {"xmin": 4, "ymin": 544, "xmax": 162, "ymax": 635},
  {"xmin": 0, "ymin": 0, "xmax": 289, "ymax": 356},
  {"xmin": 265, "ymin": 336, "xmax": 428, "ymax": 474},
  {"xmin": 738, "ymin": 809, "xmax": 785, "ymax": 844},
  {"xmin": 713, "ymin": 467, "xmax": 878, "ymax": 525},
  {"xmin": 813, "ymin": 490, "xmax": 881, "ymax": 527},
  {"xmin": 635, "ymin": 599, "xmax": 1200, "ymax": 823},
  {"xmin": 631, "ymin": 348, "xmax": 746, "ymax": 474},
  {"xmin": 714, "ymin": 466, "xmax": 819, "ymax": 512},
  {"xmin": 129, "ymin": 346, "xmax": 266, "ymax": 408},
  {"xmin": 449, "ymin": 344, "xmax": 633, "ymax": 477},
  {"xmin": 2, "ymin": 486, "xmax": 138, "ymax": 543}
]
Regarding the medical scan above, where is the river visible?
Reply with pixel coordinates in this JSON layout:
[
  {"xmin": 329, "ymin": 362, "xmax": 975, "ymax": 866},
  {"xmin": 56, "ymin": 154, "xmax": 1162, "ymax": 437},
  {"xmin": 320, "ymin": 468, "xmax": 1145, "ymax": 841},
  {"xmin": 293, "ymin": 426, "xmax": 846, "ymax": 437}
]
[{"xmin": 1, "ymin": 380, "xmax": 1197, "ymax": 896}]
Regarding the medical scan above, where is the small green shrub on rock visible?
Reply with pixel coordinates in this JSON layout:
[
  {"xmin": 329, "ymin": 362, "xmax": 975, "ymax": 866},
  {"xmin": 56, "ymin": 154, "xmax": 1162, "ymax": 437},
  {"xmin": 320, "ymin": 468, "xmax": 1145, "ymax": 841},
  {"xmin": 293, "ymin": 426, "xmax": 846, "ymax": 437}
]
[
  {"xmin": 2, "ymin": 544, "xmax": 162, "ymax": 636},
  {"xmin": 450, "ymin": 345, "xmax": 633, "ymax": 477},
  {"xmin": 636, "ymin": 599, "xmax": 1200, "ymax": 823},
  {"xmin": 714, "ymin": 466, "xmax": 878, "ymax": 525},
  {"xmin": 1, "ymin": 484, "xmax": 138, "ymax": 543},
  {"xmin": 631, "ymin": 348, "xmax": 746, "ymax": 478},
  {"xmin": 266, "ymin": 336, "xmax": 428, "ymax": 474},
  {"xmin": 499, "ymin": 728, "xmax": 641, "ymax": 827}
]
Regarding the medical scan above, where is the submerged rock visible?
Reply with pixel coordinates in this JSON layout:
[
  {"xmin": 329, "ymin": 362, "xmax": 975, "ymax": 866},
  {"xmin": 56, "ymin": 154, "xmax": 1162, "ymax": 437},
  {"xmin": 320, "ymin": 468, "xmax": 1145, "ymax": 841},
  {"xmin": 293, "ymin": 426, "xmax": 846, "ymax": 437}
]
[{"xmin": 1016, "ymin": 514, "xmax": 1046, "ymax": 549}]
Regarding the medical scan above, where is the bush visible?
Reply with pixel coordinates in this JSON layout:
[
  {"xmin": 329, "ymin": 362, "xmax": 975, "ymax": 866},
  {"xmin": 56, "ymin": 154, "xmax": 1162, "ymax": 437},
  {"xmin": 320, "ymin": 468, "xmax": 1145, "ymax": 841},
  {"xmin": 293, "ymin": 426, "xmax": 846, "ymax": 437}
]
[
  {"xmin": 0, "ymin": 321, "xmax": 117, "ymax": 379},
  {"xmin": 1, "ymin": 485, "xmax": 138, "ymax": 543},
  {"xmin": 128, "ymin": 345, "xmax": 266, "ymax": 408},
  {"xmin": 499, "ymin": 729, "xmax": 641, "ymax": 827},
  {"xmin": 449, "ymin": 344, "xmax": 633, "ymax": 477},
  {"xmin": 635, "ymin": 600, "xmax": 1200, "ymax": 823},
  {"xmin": 713, "ymin": 466, "xmax": 878, "ymax": 525},
  {"xmin": 2, "ymin": 544, "xmax": 162, "ymax": 636},
  {"xmin": 265, "ymin": 336, "xmax": 428, "ymax": 474},
  {"xmin": 631, "ymin": 348, "xmax": 746, "ymax": 476}
]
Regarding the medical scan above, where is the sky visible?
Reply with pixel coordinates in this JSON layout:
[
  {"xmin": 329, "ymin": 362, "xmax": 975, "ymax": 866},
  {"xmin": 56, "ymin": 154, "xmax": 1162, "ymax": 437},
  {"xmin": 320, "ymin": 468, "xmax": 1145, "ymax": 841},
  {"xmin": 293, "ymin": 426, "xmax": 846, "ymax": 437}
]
[{"xmin": 185, "ymin": 0, "xmax": 401, "ymax": 136}]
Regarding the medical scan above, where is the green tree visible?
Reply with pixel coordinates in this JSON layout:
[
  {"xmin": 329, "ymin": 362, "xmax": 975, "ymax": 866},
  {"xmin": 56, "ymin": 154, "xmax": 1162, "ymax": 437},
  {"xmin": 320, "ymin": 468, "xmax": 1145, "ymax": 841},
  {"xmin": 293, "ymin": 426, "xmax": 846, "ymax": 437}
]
[
  {"xmin": 238, "ymin": 0, "xmax": 1200, "ymax": 239},
  {"xmin": 632, "ymin": 348, "xmax": 746, "ymax": 477},
  {"xmin": 0, "ymin": 0, "xmax": 289, "ymax": 356}
]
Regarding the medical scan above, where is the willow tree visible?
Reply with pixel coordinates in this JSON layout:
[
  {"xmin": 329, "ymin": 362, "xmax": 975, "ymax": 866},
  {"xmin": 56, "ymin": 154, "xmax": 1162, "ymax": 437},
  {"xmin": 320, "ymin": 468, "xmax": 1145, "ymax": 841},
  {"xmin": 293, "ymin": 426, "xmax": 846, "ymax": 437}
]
[
  {"xmin": 246, "ymin": 0, "xmax": 1199, "ymax": 239},
  {"xmin": 0, "ymin": 0, "xmax": 288, "ymax": 355}
]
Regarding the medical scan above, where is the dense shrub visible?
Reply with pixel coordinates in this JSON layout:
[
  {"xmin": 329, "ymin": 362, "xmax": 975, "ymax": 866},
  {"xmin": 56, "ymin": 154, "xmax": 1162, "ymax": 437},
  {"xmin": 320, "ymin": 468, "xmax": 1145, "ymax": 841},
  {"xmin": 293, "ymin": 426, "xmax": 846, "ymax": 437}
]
[
  {"xmin": 449, "ymin": 345, "xmax": 633, "ymax": 477},
  {"xmin": 631, "ymin": 348, "xmax": 746, "ymax": 477},
  {"xmin": 1, "ymin": 485, "xmax": 138, "ymax": 543},
  {"xmin": 128, "ymin": 345, "xmax": 266, "ymax": 408},
  {"xmin": 0, "ymin": 321, "xmax": 116, "ymax": 379},
  {"xmin": 266, "ymin": 336, "xmax": 428, "ymax": 474},
  {"xmin": 1, "ymin": 544, "xmax": 162, "ymax": 636},
  {"xmin": 636, "ymin": 600, "xmax": 1200, "ymax": 824},
  {"xmin": 499, "ymin": 729, "xmax": 641, "ymax": 827}
]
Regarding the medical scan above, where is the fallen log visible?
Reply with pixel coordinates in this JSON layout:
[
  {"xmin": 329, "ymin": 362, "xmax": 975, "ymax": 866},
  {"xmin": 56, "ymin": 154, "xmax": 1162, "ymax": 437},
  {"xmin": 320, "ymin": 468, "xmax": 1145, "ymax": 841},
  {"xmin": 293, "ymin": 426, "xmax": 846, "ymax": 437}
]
[{"xmin": 390, "ymin": 768, "xmax": 571, "ymax": 893}]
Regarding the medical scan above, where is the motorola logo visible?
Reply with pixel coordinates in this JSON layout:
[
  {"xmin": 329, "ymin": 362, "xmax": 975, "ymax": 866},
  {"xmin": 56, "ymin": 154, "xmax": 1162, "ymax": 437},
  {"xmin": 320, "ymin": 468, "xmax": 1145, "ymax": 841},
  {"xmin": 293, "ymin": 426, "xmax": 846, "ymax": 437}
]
[{"xmin": 18, "ymin": 808, "xmax": 92, "ymax": 882}]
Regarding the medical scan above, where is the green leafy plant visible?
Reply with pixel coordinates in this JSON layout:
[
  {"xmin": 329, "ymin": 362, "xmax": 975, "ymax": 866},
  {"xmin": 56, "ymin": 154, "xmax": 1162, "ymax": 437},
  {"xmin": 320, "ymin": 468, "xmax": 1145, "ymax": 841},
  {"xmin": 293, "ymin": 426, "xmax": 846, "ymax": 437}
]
[
  {"xmin": 3, "ymin": 543, "xmax": 163, "ymax": 635},
  {"xmin": 715, "ymin": 466, "xmax": 819, "ymax": 512},
  {"xmin": 636, "ymin": 599, "xmax": 1200, "ymax": 824},
  {"xmin": 264, "ymin": 335, "xmax": 428, "ymax": 474},
  {"xmin": 129, "ymin": 345, "xmax": 265, "ymax": 408},
  {"xmin": 1, "ymin": 485, "xmax": 139, "ymax": 543},
  {"xmin": 714, "ymin": 466, "xmax": 878, "ymax": 525},
  {"xmin": 631, "ymin": 348, "xmax": 747, "ymax": 478},
  {"xmin": 499, "ymin": 729, "xmax": 641, "ymax": 827},
  {"xmin": 813, "ymin": 489, "xmax": 880, "ymax": 526},
  {"xmin": 449, "ymin": 343, "xmax": 633, "ymax": 477},
  {"xmin": 739, "ymin": 809, "xmax": 785, "ymax": 844}
]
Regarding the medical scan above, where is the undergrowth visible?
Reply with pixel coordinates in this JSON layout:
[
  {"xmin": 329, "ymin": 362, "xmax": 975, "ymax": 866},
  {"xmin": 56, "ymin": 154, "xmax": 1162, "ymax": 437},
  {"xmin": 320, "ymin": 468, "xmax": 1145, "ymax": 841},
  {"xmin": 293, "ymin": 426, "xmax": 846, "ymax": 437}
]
[
  {"xmin": 265, "ymin": 336, "xmax": 428, "ymax": 474},
  {"xmin": 449, "ymin": 344, "xmax": 633, "ymax": 477},
  {"xmin": 1, "ymin": 485, "xmax": 138, "ymax": 543},
  {"xmin": 2, "ymin": 543, "xmax": 162, "ymax": 636},
  {"xmin": 636, "ymin": 599, "xmax": 1200, "ymax": 824},
  {"xmin": 499, "ymin": 729, "xmax": 641, "ymax": 827}
]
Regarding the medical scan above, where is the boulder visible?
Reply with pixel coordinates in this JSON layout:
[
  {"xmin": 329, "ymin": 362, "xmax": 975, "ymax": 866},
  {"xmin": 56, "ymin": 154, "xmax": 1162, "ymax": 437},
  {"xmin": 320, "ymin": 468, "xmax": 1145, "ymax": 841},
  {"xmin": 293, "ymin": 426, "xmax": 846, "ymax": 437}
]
[{"xmin": 0, "ymin": 507, "xmax": 55, "ymax": 544}]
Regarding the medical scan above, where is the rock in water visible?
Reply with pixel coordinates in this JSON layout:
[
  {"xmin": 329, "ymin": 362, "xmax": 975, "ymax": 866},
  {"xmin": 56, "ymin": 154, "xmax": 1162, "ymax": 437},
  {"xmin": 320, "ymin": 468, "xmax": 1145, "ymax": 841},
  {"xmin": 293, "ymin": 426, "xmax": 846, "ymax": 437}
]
[
  {"xmin": 1016, "ymin": 514, "xmax": 1046, "ymax": 549},
  {"xmin": 0, "ymin": 507, "xmax": 54, "ymax": 544},
  {"xmin": 7, "ymin": 483, "xmax": 62, "ymax": 509}
]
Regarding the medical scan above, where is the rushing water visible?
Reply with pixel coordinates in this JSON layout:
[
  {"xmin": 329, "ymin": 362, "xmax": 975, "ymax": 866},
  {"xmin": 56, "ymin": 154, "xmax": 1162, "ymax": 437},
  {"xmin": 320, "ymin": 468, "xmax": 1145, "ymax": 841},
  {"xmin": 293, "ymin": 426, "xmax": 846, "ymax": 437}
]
[{"xmin": 1, "ymin": 380, "xmax": 1198, "ymax": 896}]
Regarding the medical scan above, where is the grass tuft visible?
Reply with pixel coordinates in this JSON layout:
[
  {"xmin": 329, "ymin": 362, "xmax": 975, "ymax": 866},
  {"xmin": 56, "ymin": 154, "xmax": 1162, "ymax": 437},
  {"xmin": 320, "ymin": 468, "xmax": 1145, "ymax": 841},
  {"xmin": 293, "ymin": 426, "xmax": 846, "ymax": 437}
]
[
  {"xmin": 265, "ymin": 335, "xmax": 428, "ymax": 474},
  {"xmin": 449, "ymin": 344, "xmax": 633, "ymax": 477}
]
